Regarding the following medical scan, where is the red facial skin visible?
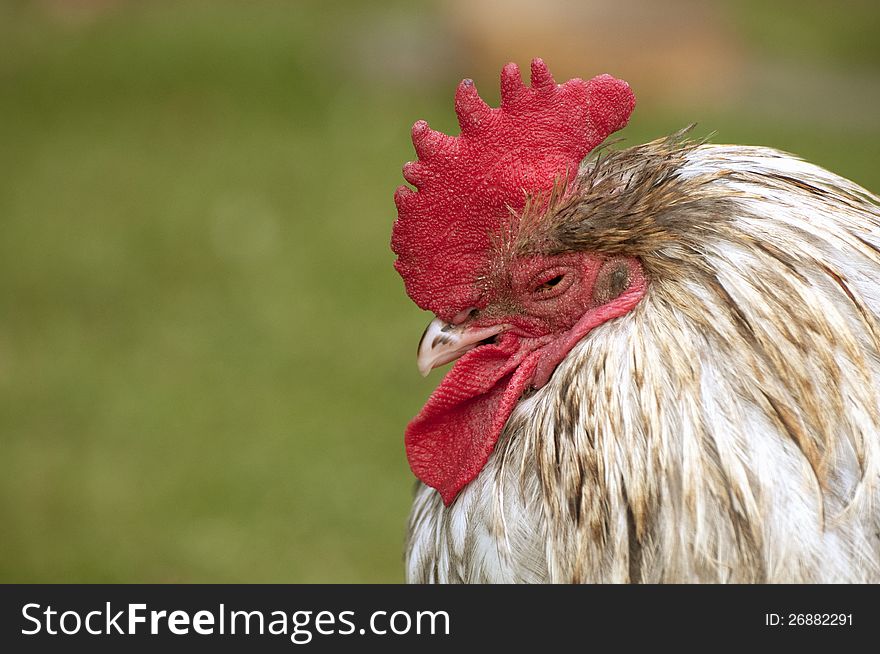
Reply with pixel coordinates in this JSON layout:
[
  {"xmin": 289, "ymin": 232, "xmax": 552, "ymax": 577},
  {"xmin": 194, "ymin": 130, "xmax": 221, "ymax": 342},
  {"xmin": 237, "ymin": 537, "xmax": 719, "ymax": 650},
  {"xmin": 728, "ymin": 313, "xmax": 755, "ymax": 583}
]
[{"xmin": 405, "ymin": 251, "xmax": 647, "ymax": 505}]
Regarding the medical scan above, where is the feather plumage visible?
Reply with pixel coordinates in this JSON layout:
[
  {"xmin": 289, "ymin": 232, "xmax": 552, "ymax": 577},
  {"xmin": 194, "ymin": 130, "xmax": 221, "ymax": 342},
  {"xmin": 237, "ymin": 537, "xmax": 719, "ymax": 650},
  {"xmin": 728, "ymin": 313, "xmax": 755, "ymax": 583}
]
[{"xmin": 406, "ymin": 140, "xmax": 880, "ymax": 583}]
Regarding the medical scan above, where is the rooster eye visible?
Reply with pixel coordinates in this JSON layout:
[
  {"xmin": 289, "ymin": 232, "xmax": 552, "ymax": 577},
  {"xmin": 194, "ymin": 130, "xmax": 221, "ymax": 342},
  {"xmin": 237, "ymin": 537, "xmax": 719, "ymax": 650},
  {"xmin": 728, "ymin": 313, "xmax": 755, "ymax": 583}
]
[
  {"xmin": 531, "ymin": 272, "xmax": 570, "ymax": 298},
  {"xmin": 539, "ymin": 275, "xmax": 564, "ymax": 290}
]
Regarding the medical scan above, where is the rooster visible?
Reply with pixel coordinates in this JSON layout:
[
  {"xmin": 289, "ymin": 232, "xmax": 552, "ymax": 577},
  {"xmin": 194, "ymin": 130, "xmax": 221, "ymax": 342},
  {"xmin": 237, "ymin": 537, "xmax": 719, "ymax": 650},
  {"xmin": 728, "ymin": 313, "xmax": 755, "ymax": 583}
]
[{"xmin": 391, "ymin": 59, "xmax": 880, "ymax": 583}]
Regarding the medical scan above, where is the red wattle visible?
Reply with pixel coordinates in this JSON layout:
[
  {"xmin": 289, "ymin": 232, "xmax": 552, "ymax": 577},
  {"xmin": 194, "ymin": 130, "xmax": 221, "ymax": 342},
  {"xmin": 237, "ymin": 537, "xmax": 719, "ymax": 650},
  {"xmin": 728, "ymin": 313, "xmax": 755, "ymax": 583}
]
[
  {"xmin": 405, "ymin": 333, "xmax": 545, "ymax": 505},
  {"xmin": 406, "ymin": 262, "xmax": 648, "ymax": 504}
]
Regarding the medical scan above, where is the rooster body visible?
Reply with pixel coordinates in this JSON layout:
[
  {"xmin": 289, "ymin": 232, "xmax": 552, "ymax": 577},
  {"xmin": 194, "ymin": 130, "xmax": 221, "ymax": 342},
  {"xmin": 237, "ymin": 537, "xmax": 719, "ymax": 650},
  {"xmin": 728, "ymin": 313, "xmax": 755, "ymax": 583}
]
[{"xmin": 392, "ymin": 62, "xmax": 880, "ymax": 583}]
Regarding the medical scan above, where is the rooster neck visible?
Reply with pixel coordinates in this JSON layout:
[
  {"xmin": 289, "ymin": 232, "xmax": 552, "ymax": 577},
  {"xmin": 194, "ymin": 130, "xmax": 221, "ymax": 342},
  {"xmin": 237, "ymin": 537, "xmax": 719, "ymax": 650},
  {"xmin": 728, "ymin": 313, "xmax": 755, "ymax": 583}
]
[{"xmin": 406, "ymin": 142, "xmax": 880, "ymax": 584}]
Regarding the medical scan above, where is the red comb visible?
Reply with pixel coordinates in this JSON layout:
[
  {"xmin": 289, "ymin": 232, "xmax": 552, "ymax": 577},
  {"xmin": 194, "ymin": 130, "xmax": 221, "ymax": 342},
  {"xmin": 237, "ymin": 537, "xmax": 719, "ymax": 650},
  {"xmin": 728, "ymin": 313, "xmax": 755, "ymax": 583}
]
[{"xmin": 391, "ymin": 58, "xmax": 635, "ymax": 320}]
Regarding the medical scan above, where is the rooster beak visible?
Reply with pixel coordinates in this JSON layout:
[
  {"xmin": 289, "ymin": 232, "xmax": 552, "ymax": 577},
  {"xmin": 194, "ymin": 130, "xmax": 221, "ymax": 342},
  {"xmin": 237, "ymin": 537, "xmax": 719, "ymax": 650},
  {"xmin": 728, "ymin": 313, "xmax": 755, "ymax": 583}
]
[{"xmin": 416, "ymin": 317, "xmax": 507, "ymax": 377}]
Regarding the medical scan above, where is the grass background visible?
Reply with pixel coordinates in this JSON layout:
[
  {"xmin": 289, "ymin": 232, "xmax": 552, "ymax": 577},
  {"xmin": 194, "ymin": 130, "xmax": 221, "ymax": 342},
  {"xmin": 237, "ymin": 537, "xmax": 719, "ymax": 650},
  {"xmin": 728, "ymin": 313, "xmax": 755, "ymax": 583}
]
[{"xmin": 0, "ymin": 0, "xmax": 878, "ymax": 582}]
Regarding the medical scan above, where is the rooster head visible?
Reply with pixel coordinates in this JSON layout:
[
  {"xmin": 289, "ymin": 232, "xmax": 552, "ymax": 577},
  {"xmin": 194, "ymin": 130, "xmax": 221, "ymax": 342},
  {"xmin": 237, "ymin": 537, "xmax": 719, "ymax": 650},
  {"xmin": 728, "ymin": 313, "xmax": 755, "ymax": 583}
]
[{"xmin": 392, "ymin": 59, "xmax": 643, "ymax": 504}]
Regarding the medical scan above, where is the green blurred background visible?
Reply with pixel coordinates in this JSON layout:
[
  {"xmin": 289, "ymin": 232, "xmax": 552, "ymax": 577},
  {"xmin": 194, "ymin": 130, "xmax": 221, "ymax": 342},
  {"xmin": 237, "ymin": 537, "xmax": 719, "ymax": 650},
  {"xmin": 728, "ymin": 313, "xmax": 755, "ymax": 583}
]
[{"xmin": 0, "ymin": 0, "xmax": 877, "ymax": 582}]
